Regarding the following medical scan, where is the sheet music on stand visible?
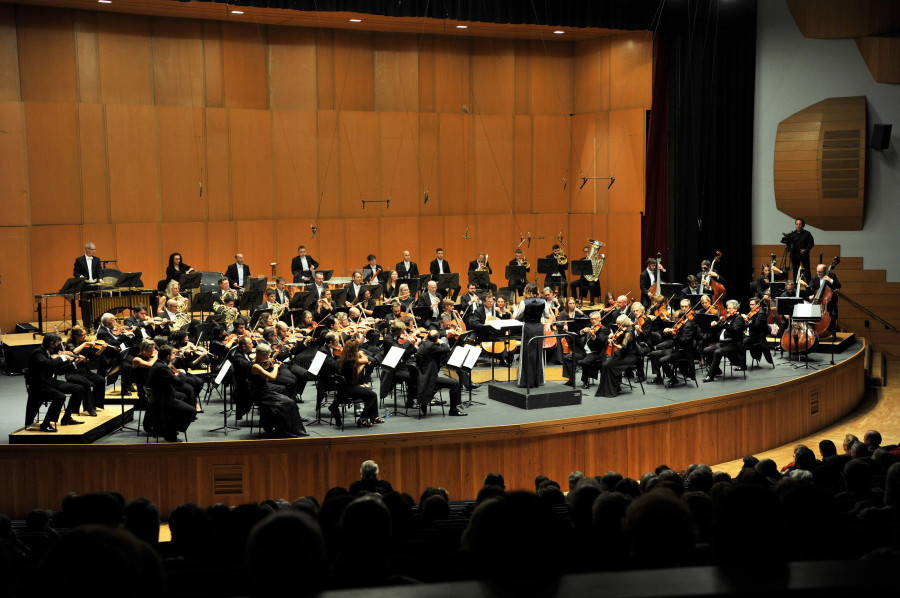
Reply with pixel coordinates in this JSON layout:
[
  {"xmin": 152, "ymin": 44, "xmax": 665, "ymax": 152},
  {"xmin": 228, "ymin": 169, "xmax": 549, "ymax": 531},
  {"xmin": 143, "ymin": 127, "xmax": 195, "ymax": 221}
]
[
  {"xmin": 308, "ymin": 350, "xmax": 327, "ymax": 376},
  {"xmin": 381, "ymin": 345, "xmax": 406, "ymax": 370},
  {"xmin": 488, "ymin": 319, "xmax": 524, "ymax": 332},
  {"xmin": 214, "ymin": 358, "xmax": 232, "ymax": 385}
]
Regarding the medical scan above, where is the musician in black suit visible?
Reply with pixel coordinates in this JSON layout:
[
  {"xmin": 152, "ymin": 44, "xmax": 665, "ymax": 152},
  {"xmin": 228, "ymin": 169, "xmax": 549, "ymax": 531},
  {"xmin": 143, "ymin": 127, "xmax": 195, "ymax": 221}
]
[
  {"xmin": 416, "ymin": 330, "xmax": 466, "ymax": 416},
  {"xmin": 697, "ymin": 260, "xmax": 726, "ymax": 292},
  {"xmin": 806, "ymin": 263, "xmax": 841, "ymax": 299},
  {"xmin": 395, "ymin": 250, "xmax": 419, "ymax": 278},
  {"xmin": 25, "ymin": 334, "xmax": 87, "ymax": 431},
  {"xmin": 345, "ymin": 271, "xmax": 365, "ymax": 306},
  {"xmin": 73, "ymin": 242, "xmax": 101, "ymax": 281},
  {"xmin": 96, "ymin": 312, "xmax": 138, "ymax": 397},
  {"xmin": 702, "ymin": 300, "xmax": 747, "ymax": 382},
  {"xmin": 459, "ymin": 283, "xmax": 482, "ymax": 315},
  {"xmin": 741, "ymin": 297, "xmax": 773, "ymax": 368},
  {"xmin": 468, "ymin": 252, "xmax": 498, "ymax": 294},
  {"xmin": 649, "ymin": 299, "xmax": 698, "ymax": 387},
  {"xmin": 225, "ymin": 254, "xmax": 251, "ymax": 290},
  {"xmin": 570, "ymin": 245, "xmax": 603, "ymax": 306},
  {"xmin": 380, "ymin": 321, "xmax": 419, "ymax": 408},
  {"xmin": 416, "ymin": 280, "xmax": 444, "ymax": 328},
  {"xmin": 781, "ymin": 218, "xmax": 815, "ymax": 284},
  {"xmin": 256, "ymin": 289, "xmax": 280, "ymax": 313},
  {"xmin": 148, "ymin": 345, "xmax": 197, "ymax": 442},
  {"xmin": 273, "ymin": 277, "xmax": 290, "ymax": 305},
  {"xmin": 507, "ymin": 249, "xmax": 530, "ymax": 296},
  {"xmin": 429, "ymin": 248, "xmax": 459, "ymax": 300},
  {"xmin": 639, "ymin": 257, "xmax": 660, "ymax": 309},
  {"xmin": 543, "ymin": 244, "xmax": 568, "ymax": 298},
  {"xmin": 291, "ymin": 245, "xmax": 319, "ymax": 284},
  {"xmin": 123, "ymin": 303, "xmax": 165, "ymax": 342},
  {"xmin": 362, "ymin": 255, "xmax": 384, "ymax": 285}
]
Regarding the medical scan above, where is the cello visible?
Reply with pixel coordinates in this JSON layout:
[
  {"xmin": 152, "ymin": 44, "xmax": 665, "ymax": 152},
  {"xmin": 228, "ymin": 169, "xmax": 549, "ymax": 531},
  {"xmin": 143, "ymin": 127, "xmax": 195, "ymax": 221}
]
[
  {"xmin": 703, "ymin": 251, "xmax": 727, "ymax": 315},
  {"xmin": 780, "ymin": 265, "xmax": 818, "ymax": 354},
  {"xmin": 812, "ymin": 256, "xmax": 840, "ymax": 338}
]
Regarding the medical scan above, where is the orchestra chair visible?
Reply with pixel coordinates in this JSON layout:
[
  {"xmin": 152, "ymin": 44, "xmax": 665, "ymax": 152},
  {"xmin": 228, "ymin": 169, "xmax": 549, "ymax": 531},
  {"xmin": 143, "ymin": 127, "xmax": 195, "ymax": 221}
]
[
  {"xmin": 22, "ymin": 367, "xmax": 52, "ymax": 430},
  {"xmin": 143, "ymin": 387, "xmax": 189, "ymax": 443},
  {"xmin": 329, "ymin": 374, "xmax": 367, "ymax": 431}
]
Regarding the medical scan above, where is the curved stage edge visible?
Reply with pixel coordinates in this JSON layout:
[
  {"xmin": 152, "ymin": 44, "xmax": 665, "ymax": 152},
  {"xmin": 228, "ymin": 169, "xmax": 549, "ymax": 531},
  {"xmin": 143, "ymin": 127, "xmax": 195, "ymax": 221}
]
[{"xmin": 0, "ymin": 343, "xmax": 866, "ymax": 518}]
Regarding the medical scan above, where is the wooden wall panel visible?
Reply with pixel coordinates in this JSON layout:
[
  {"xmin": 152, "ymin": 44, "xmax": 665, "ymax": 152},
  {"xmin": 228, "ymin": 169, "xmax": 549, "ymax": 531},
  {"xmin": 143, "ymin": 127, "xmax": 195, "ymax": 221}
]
[
  {"xmin": 30, "ymin": 225, "xmax": 81, "ymax": 296},
  {"xmin": 24, "ymin": 102, "xmax": 81, "ymax": 225},
  {"xmin": 532, "ymin": 115, "xmax": 570, "ymax": 214},
  {"xmin": 416, "ymin": 218, "xmax": 444, "ymax": 265},
  {"xmin": 97, "ymin": 14, "xmax": 153, "ymax": 105},
  {"xmin": 472, "ymin": 213, "xmax": 514, "ymax": 281},
  {"xmin": 159, "ymin": 106, "xmax": 207, "ymax": 222},
  {"xmin": 316, "ymin": 110, "xmax": 341, "ymax": 219},
  {"xmin": 115, "ymin": 222, "xmax": 160, "ymax": 286},
  {"xmin": 378, "ymin": 112, "xmax": 418, "ymax": 211},
  {"xmin": 439, "ymin": 215, "xmax": 470, "ymax": 275},
  {"xmin": 339, "ymin": 111, "xmax": 380, "ymax": 217},
  {"xmin": 471, "ymin": 38, "xmax": 515, "ymax": 115},
  {"xmin": 571, "ymin": 112, "xmax": 611, "ymax": 215},
  {"xmin": 313, "ymin": 218, "xmax": 347, "ymax": 275},
  {"xmin": 106, "ymin": 104, "xmax": 159, "ymax": 223},
  {"xmin": 151, "ymin": 18, "xmax": 205, "ymax": 108},
  {"xmin": 0, "ymin": 5, "xmax": 20, "ymax": 101},
  {"xmin": 267, "ymin": 26, "xmax": 317, "ymax": 111},
  {"xmin": 474, "ymin": 115, "xmax": 514, "ymax": 215},
  {"xmin": 373, "ymin": 34, "xmax": 419, "ymax": 113},
  {"xmin": 529, "ymin": 41, "xmax": 573, "ymax": 115},
  {"xmin": 16, "ymin": 7, "xmax": 77, "ymax": 103},
  {"xmin": 609, "ymin": 31, "xmax": 652, "ymax": 111},
  {"xmin": 609, "ymin": 108, "xmax": 646, "ymax": 213},
  {"xmin": 204, "ymin": 108, "xmax": 231, "ymax": 221},
  {"xmin": 272, "ymin": 109, "xmax": 318, "ymax": 220},
  {"xmin": 417, "ymin": 37, "xmax": 436, "ymax": 113},
  {"xmin": 273, "ymin": 220, "xmax": 305, "ymax": 281},
  {"xmin": 0, "ymin": 227, "xmax": 32, "ymax": 326},
  {"xmin": 235, "ymin": 220, "xmax": 276, "ymax": 277},
  {"xmin": 332, "ymin": 30, "xmax": 373, "ymax": 111},
  {"xmin": 77, "ymin": 103, "xmax": 109, "ymax": 224},
  {"xmin": 202, "ymin": 21, "xmax": 224, "ymax": 108},
  {"xmin": 573, "ymin": 37, "xmax": 609, "ymax": 115},
  {"xmin": 607, "ymin": 212, "xmax": 642, "ymax": 299},
  {"xmin": 437, "ymin": 113, "xmax": 471, "ymax": 216},
  {"xmin": 229, "ymin": 108, "xmax": 274, "ymax": 221},
  {"xmin": 433, "ymin": 36, "xmax": 470, "ymax": 114},
  {"xmin": 533, "ymin": 212, "xmax": 569, "ymax": 262},
  {"xmin": 378, "ymin": 216, "xmax": 420, "ymax": 274},
  {"xmin": 417, "ymin": 112, "xmax": 439, "ymax": 213},
  {"xmin": 222, "ymin": 22, "xmax": 267, "ymax": 110},
  {"xmin": 207, "ymin": 220, "xmax": 236, "ymax": 275},
  {"xmin": 81, "ymin": 223, "xmax": 115, "ymax": 267},
  {"xmin": 0, "ymin": 102, "xmax": 28, "ymax": 226},
  {"xmin": 513, "ymin": 40, "xmax": 530, "ymax": 115},
  {"xmin": 160, "ymin": 222, "xmax": 207, "ymax": 274},
  {"xmin": 512, "ymin": 115, "xmax": 532, "ymax": 214},
  {"xmin": 343, "ymin": 218, "xmax": 379, "ymax": 272},
  {"xmin": 315, "ymin": 29, "xmax": 334, "ymax": 110},
  {"xmin": 73, "ymin": 12, "xmax": 100, "ymax": 103}
]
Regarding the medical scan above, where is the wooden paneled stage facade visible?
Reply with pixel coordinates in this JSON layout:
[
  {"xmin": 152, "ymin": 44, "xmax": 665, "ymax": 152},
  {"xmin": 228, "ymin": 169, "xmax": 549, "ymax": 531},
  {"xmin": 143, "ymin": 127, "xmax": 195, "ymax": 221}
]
[{"xmin": 0, "ymin": 342, "xmax": 865, "ymax": 519}]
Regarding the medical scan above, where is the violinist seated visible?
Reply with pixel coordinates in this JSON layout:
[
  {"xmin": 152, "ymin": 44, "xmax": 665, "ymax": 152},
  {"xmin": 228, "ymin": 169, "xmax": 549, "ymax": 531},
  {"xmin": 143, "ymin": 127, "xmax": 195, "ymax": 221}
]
[
  {"xmin": 169, "ymin": 331, "xmax": 208, "ymax": 397},
  {"xmin": 335, "ymin": 339, "xmax": 383, "ymax": 428},
  {"xmin": 131, "ymin": 339, "xmax": 160, "ymax": 432},
  {"xmin": 124, "ymin": 303, "xmax": 165, "ymax": 341},
  {"xmin": 229, "ymin": 336, "xmax": 256, "ymax": 421},
  {"xmin": 159, "ymin": 332, "xmax": 204, "ymax": 413},
  {"xmin": 63, "ymin": 326, "xmax": 108, "ymax": 416},
  {"xmin": 562, "ymin": 311, "xmax": 606, "ymax": 390},
  {"xmin": 384, "ymin": 302, "xmax": 405, "ymax": 326},
  {"xmin": 629, "ymin": 303, "xmax": 652, "ymax": 377},
  {"xmin": 702, "ymin": 299, "xmax": 747, "ymax": 382},
  {"xmin": 648, "ymin": 299, "xmax": 698, "ymax": 387},
  {"xmin": 276, "ymin": 321, "xmax": 315, "ymax": 384},
  {"xmin": 344, "ymin": 309, "xmax": 384, "ymax": 367},
  {"xmin": 96, "ymin": 312, "xmax": 138, "ymax": 397},
  {"xmin": 260, "ymin": 326, "xmax": 304, "ymax": 402},
  {"xmin": 208, "ymin": 325, "xmax": 239, "ymax": 364},
  {"xmin": 380, "ymin": 320, "xmax": 420, "ymax": 408},
  {"xmin": 741, "ymin": 297, "xmax": 773, "ymax": 368},
  {"xmin": 147, "ymin": 345, "xmax": 198, "ymax": 442},
  {"xmin": 249, "ymin": 343, "xmax": 307, "ymax": 438},
  {"xmin": 314, "ymin": 332, "xmax": 341, "ymax": 414},
  {"xmin": 646, "ymin": 295, "xmax": 673, "ymax": 341},
  {"xmin": 468, "ymin": 253, "xmax": 498, "ymax": 294},
  {"xmin": 25, "ymin": 333, "xmax": 88, "ymax": 432},
  {"xmin": 416, "ymin": 329, "xmax": 467, "ymax": 416},
  {"xmin": 596, "ymin": 314, "xmax": 638, "ymax": 398},
  {"xmin": 437, "ymin": 311, "xmax": 486, "ymax": 394}
]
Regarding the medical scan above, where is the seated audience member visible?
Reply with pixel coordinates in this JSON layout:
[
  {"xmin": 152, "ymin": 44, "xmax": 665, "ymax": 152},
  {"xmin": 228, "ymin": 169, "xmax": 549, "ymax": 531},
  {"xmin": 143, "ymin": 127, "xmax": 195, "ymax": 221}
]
[
  {"xmin": 246, "ymin": 510, "xmax": 327, "ymax": 598},
  {"xmin": 348, "ymin": 460, "xmax": 394, "ymax": 496}
]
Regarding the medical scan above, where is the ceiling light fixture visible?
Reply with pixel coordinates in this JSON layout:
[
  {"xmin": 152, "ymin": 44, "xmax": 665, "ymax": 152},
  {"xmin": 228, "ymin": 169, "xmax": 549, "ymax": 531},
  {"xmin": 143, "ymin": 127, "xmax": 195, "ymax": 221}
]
[
  {"xmin": 349, "ymin": 18, "xmax": 362, "ymax": 22},
  {"xmin": 553, "ymin": 30, "xmax": 565, "ymax": 34},
  {"xmin": 231, "ymin": 10, "xmax": 244, "ymax": 14}
]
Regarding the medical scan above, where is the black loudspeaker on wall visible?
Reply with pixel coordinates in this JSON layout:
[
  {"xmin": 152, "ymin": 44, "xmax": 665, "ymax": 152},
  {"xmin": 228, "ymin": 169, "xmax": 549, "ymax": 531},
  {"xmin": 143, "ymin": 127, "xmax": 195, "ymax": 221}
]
[{"xmin": 871, "ymin": 123, "xmax": 892, "ymax": 150}]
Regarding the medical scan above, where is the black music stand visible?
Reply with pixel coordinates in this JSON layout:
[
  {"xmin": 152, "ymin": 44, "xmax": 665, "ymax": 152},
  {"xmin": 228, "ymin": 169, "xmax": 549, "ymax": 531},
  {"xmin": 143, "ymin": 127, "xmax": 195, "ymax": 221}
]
[
  {"xmin": 331, "ymin": 287, "xmax": 349, "ymax": 307},
  {"xmin": 537, "ymin": 258, "xmax": 559, "ymax": 287},
  {"xmin": 114, "ymin": 272, "xmax": 143, "ymax": 289},
  {"xmin": 790, "ymin": 303, "xmax": 822, "ymax": 370},
  {"xmin": 289, "ymin": 290, "xmax": 313, "ymax": 311},
  {"xmin": 660, "ymin": 283, "xmax": 684, "ymax": 302},
  {"xmin": 767, "ymin": 282, "xmax": 786, "ymax": 297},
  {"xmin": 238, "ymin": 289, "xmax": 262, "ymax": 314},
  {"xmin": 417, "ymin": 274, "xmax": 432, "ymax": 291},
  {"xmin": 373, "ymin": 305, "xmax": 392, "ymax": 319},
  {"xmin": 379, "ymin": 345, "xmax": 411, "ymax": 417},
  {"xmin": 443, "ymin": 338, "xmax": 483, "ymax": 407},
  {"xmin": 467, "ymin": 270, "xmax": 491, "ymax": 289},
  {"xmin": 58, "ymin": 278, "xmax": 88, "ymax": 331},
  {"xmin": 246, "ymin": 277, "xmax": 267, "ymax": 294},
  {"xmin": 571, "ymin": 260, "xmax": 593, "ymax": 277},
  {"xmin": 505, "ymin": 265, "xmax": 526, "ymax": 282},
  {"xmin": 192, "ymin": 291, "xmax": 215, "ymax": 326},
  {"xmin": 413, "ymin": 306, "xmax": 433, "ymax": 326},
  {"xmin": 480, "ymin": 321, "xmax": 523, "ymax": 383},
  {"xmin": 395, "ymin": 278, "xmax": 419, "ymax": 297},
  {"xmin": 319, "ymin": 269, "xmax": 335, "ymax": 282},
  {"xmin": 361, "ymin": 284, "xmax": 383, "ymax": 300},
  {"xmin": 436, "ymin": 273, "xmax": 459, "ymax": 294},
  {"xmin": 179, "ymin": 272, "xmax": 202, "ymax": 291}
]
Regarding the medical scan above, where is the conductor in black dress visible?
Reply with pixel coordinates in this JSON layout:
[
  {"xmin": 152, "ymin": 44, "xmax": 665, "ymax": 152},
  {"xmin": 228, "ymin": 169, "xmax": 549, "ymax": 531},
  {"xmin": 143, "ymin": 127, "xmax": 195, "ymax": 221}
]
[
  {"xmin": 781, "ymin": 218, "xmax": 814, "ymax": 284},
  {"xmin": 514, "ymin": 283, "xmax": 551, "ymax": 388}
]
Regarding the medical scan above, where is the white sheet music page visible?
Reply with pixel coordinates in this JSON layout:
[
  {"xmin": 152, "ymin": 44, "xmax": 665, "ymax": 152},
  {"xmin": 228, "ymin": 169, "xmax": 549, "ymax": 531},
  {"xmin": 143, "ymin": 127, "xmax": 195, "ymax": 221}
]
[
  {"xmin": 446, "ymin": 345, "xmax": 468, "ymax": 369},
  {"xmin": 382, "ymin": 345, "xmax": 405, "ymax": 369},
  {"xmin": 308, "ymin": 350, "xmax": 327, "ymax": 376},
  {"xmin": 462, "ymin": 345, "xmax": 481, "ymax": 369}
]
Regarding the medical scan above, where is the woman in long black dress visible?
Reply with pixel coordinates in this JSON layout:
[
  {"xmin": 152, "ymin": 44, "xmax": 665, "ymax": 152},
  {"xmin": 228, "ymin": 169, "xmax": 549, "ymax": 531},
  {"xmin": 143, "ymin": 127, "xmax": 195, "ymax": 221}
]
[
  {"xmin": 596, "ymin": 314, "xmax": 638, "ymax": 398},
  {"xmin": 250, "ymin": 343, "xmax": 307, "ymax": 437},
  {"xmin": 336, "ymin": 339, "xmax": 382, "ymax": 427},
  {"xmin": 514, "ymin": 283, "xmax": 551, "ymax": 388}
]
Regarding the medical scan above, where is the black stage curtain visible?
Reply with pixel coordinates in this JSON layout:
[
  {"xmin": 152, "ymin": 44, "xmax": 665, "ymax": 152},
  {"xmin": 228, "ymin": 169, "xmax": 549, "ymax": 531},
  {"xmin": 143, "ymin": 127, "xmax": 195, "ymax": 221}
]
[{"xmin": 661, "ymin": 0, "xmax": 758, "ymax": 311}]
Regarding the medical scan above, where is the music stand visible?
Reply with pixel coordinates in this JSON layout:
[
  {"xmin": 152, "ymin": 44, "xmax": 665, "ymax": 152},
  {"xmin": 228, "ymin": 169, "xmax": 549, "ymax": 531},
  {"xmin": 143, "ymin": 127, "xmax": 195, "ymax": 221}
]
[
  {"xmin": 373, "ymin": 305, "xmax": 393, "ymax": 319},
  {"xmin": 59, "ymin": 277, "xmax": 87, "ymax": 295},
  {"xmin": 380, "ymin": 345, "xmax": 411, "ymax": 417},
  {"xmin": 537, "ymin": 258, "xmax": 559, "ymax": 287},
  {"xmin": 413, "ymin": 306, "xmax": 434, "ymax": 326},
  {"xmin": 179, "ymin": 272, "xmax": 202, "ymax": 291},
  {"xmin": 289, "ymin": 291, "xmax": 312, "ymax": 311},
  {"xmin": 693, "ymin": 313, "xmax": 718, "ymax": 334},
  {"xmin": 396, "ymin": 278, "xmax": 420, "ymax": 297},
  {"xmin": 785, "ymin": 300, "xmax": 820, "ymax": 369},
  {"xmin": 660, "ymin": 283, "xmax": 684, "ymax": 302},
  {"xmin": 319, "ymin": 269, "xmax": 335, "ymax": 282},
  {"xmin": 331, "ymin": 287, "xmax": 349, "ymax": 307},
  {"xmin": 482, "ymin": 319, "xmax": 523, "ymax": 383},
  {"xmin": 445, "ymin": 341, "xmax": 483, "ymax": 407},
  {"xmin": 192, "ymin": 291, "xmax": 216, "ymax": 326},
  {"xmin": 436, "ymin": 273, "xmax": 459, "ymax": 294},
  {"xmin": 768, "ymin": 282, "xmax": 786, "ymax": 297},
  {"xmin": 114, "ymin": 272, "xmax": 143, "ymax": 289},
  {"xmin": 238, "ymin": 289, "xmax": 262, "ymax": 314},
  {"xmin": 571, "ymin": 260, "xmax": 593, "ymax": 277},
  {"xmin": 361, "ymin": 284, "xmax": 383, "ymax": 300},
  {"xmin": 467, "ymin": 270, "xmax": 491, "ymax": 289},
  {"xmin": 246, "ymin": 277, "xmax": 267, "ymax": 294},
  {"xmin": 505, "ymin": 265, "xmax": 526, "ymax": 282}
]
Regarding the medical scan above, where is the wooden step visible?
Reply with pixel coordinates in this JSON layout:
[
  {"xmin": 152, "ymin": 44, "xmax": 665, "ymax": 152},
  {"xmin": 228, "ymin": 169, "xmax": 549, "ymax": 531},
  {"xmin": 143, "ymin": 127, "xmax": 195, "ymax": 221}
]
[
  {"xmin": 868, "ymin": 350, "xmax": 886, "ymax": 386},
  {"xmin": 836, "ymin": 270, "xmax": 886, "ymax": 283}
]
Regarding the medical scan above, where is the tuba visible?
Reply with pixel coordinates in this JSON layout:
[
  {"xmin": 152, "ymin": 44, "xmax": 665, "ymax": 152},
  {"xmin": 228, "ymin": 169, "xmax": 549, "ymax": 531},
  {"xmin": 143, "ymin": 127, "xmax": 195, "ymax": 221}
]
[{"xmin": 584, "ymin": 239, "xmax": 606, "ymax": 282}]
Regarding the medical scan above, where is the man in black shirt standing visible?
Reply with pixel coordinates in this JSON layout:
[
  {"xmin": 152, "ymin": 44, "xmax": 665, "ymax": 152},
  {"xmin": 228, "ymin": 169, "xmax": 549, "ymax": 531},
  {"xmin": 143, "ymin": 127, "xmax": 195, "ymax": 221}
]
[{"xmin": 781, "ymin": 218, "xmax": 814, "ymax": 284}]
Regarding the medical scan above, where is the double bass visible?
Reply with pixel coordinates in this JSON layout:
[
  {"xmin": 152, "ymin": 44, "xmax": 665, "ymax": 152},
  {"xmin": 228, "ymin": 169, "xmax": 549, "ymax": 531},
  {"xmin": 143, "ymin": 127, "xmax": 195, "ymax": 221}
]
[
  {"xmin": 780, "ymin": 264, "xmax": 818, "ymax": 354},
  {"xmin": 648, "ymin": 252, "xmax": 664, "ymax": 297},
  {"xmin": 702, "ymin": 251, "xmax": 727, "ymax": 315},
  {"xmin": 812, "ymin": 256, "xmax": 840, "ymax": 338}
]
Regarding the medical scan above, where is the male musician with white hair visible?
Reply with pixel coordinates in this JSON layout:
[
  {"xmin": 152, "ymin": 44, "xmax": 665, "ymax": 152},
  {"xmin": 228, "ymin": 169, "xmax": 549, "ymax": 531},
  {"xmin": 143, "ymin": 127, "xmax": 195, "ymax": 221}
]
[
  {"xmin": 702, "ymin": 299, "xmax": 746, "ymax": 383},
  {"xmin": 96, "ymin": 312, "xmax": 137, "ymax": 396}
]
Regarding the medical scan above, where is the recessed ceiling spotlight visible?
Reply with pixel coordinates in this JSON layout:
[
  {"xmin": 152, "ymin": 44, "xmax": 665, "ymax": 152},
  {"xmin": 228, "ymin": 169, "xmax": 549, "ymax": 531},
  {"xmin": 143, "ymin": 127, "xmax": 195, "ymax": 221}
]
[
  {"xmin": 231, "ymin": 10, "xmax": 244, "ymax": 14},
  {"xmin": 457, "ymin": 25, "xmax": 468, "ymax": 29},
  {"xmin": 553, "ymin": 30, "xmax": 565, "ymax": 34},
  {"xmin": 97, "ymin": 1, "xmax": 111, "ymax": 3},
  {"xmin": 350, "ymin": 18, "xmax": 362, "ymax": 22}
]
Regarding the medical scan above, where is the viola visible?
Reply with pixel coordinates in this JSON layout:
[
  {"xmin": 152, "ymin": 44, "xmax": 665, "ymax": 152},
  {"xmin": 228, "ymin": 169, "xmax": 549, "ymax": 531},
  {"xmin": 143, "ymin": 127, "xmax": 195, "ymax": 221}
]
[{"xmin": 606, "ymin": 328, "xmax": 625, "ymax": 356}]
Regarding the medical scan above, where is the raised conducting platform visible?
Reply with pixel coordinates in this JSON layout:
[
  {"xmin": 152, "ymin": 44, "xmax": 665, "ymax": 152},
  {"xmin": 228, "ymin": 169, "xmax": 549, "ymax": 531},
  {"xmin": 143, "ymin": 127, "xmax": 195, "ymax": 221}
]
[
  {"xmin": 9, "ymin": 407, "xmax": 134, "ymax": 444},
  {"xmin": 488, "ymin": 381, "xmax": 582, "ymax": 410},
  {"xmin": 0, "ymin": 341, "xmax": 867, "ymax": 518}
]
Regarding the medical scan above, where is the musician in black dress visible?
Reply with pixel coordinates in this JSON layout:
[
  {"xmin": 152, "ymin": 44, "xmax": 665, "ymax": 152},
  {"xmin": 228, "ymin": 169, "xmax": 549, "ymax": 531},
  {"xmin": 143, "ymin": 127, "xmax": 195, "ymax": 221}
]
[
  {"xmin": 514, "ymin": 283, "xmax": 551, "ymax": 388},
  {"xmin": 165, "ymin": 253, "xmax": 194, "ymax": 284},
  {"xmin": 250, "ymin": 343, "xmax": 307, "ymax": 438},
  {"xmin": 596, "ymin": 314, "xmax": 638, "ymax": 398},
  {"xmin": 147, "ymin": 346, "xmax": 197, "ymax": 441},
  {"xmin": 336, "ymin": 339, "xmax": 382, "ymax": 427},
  {"xmin": 741, "ymin": 297, "xmax": 773, "ymax": 368},
  {"xmin": 781, "ymin": 218, "xmax": 814, "ymax": 284},
  {"xmin": 702, "ymin": 300, "xmax": 746, "ymax": 382}
]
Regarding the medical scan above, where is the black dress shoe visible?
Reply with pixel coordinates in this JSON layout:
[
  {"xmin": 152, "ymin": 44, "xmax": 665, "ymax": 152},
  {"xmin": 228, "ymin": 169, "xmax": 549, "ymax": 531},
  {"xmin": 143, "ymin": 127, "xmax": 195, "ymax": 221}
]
[
  {"xmin": 60, "ymin": 417, "xmax": 84, "ymax": 425},
  {"xmin": 735, "ymin": 365, "xmax": 747, "ymax": 371},
  {"xmin": 702, "ymin": 376, "xmax": 714, "ymax": 383},
  {"xmin": 420, "ymin": 402, "xmax": 428, "ymax": 415},
  {"xmin": 467, "ymin": 383, "xmax": 482, "ymax": 390},
  {"xmin": 449, "ymin": 409, "xmax": 468, "ymax": 417},
  {"xmin": 582, "ymin": 382, "xmax": 590, "ymax": 389},
  {"xmin": 328, "ymin": 405, "xmax": 342, "ymax": 427},
  {"xmin": 665, "ymin": 379, "xmax": 679, "ymax": 388},
  {"xmin": 86, "ymin": 410, "xmax": 98, "ymax": 417},
  {"xmin": 39, "ymin": 424, "xmax": 57, "ymax": 433}
]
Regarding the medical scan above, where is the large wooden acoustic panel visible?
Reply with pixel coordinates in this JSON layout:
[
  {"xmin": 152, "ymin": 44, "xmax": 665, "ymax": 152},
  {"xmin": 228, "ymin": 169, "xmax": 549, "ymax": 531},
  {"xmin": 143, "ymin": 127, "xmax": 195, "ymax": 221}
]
[
  {"xmin": 787, "ymin": 0, "xmax": 900, "ymax": 39},
  {"xmin": 773, "ymin": 96, "xmax": 866, "ymax": 230},
  {"xmin": 0, "ymin": 5, "xmax": 21, "ymax": 102},
  {"xmin": 856, "ymin": 35, "xmax": 900, "ymax": 84}
]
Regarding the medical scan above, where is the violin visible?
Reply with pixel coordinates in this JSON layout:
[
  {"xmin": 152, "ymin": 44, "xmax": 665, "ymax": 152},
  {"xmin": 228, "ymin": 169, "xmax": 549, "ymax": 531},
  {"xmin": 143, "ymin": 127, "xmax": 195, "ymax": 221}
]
[{"xmin": 606, "ymin": 327, "xmax": 625, "ymax": 356}]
